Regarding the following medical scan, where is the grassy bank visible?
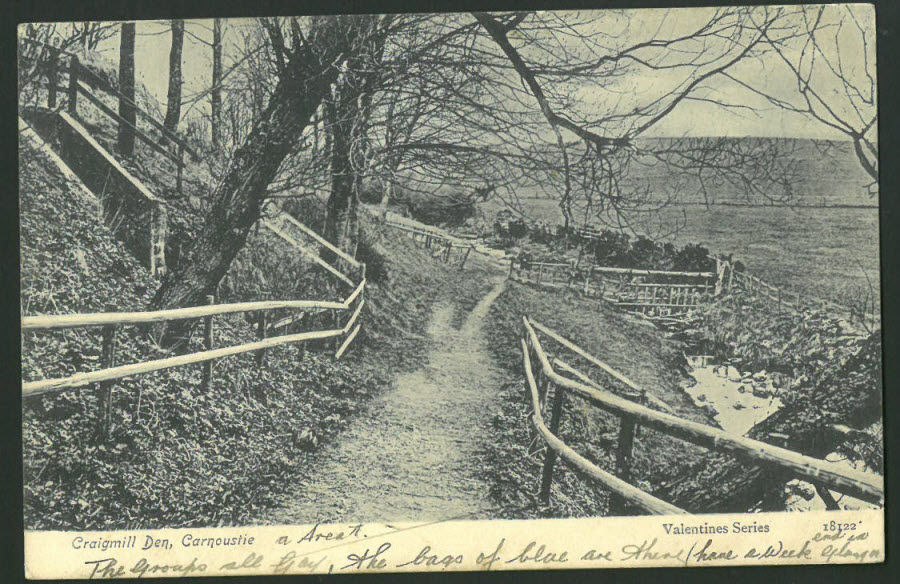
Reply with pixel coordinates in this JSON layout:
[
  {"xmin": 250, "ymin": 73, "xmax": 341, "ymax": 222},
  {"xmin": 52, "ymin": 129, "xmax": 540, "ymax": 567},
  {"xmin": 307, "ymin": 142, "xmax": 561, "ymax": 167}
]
[{"xmin": 20, "ymin": 133, "xmax": 498, "ymax": 530}]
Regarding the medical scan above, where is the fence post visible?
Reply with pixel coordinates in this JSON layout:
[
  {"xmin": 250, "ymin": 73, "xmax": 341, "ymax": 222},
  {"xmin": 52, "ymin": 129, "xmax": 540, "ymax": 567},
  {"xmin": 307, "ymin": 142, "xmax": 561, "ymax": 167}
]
[
  {"xmin": 47, "ymin": 48, "xmax": 58, "ymax": 109},
  {"xmin": 815, "ymin": 484, "xmax": 841, "ymax": 510},
  {"xmin": 67, "ymin": 54, "xmax": 79, "ymax": 116},
  {"xmin": 609, "ymin": 414, "xmax": 637, "ymax": 515},
  {"xmin": 255, "ymin": 311, "xmax": 267, "ymax": 367},
  {"xmin": 149, "ymin": 201, "xmax": 167, "ymax": 278},
  {"xmin": 714, "ymin": 259, "xmax": 723, "ymax": 295},
  {"xmin": 538, "ymin": 373, "xmax": 553, "ymax": 414},
  {"xmin": 97, "ymin": 303, "xmax": 118, "ymax": 440},
  {"xmin": 539, "ymin": 382, "xmax": 566, "ymax": 505},
  {"xmin": 176, "ymin": 144, "xmax": 184, "ymax": 194},
  {"xmin": 201, "ymin": 295, "xmax": 215, "ymax": 391},
  {"xmin": 526, "ymin": 350, "xmax": 540, "ymax": 455},
  {"xmin": 333, "ymin": 308, "xmax": 343, "ymax": 352},
  {"xmin": 459, "ymin": 245, "xmax": 472, "ymax": 270}
]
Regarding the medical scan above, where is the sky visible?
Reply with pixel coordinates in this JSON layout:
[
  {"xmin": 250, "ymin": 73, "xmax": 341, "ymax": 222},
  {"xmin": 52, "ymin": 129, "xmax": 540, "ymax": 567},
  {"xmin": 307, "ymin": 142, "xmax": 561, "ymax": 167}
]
[{"xmin": 38, "ymin": 4, "xmax": 877, "ymax": 142}]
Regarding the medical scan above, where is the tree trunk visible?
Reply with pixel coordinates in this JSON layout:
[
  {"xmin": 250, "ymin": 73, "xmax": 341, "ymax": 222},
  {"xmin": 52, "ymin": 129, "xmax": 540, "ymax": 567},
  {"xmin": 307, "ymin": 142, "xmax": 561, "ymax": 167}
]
[
  {"xmin": 117, "ymin": 23, "xmax": 136, "ymax": 157},
  {"xmin": 323, "ymin": 92, "xmax": 355, "ymax": 264},
  {"xmin": 211, "ymin": 18, "xmax": 223, "ymax": 150},
  {"xmin": 163, "ymin": 20, "xmax": 184, "ymax": 136},
  {"xmin": 322, "ymin": 17, "xmax": 390, "ymax": 260},
  {"xmin": 150, "ymin": 15, "xmax": 379, "ymax": 346},
  {"xmin": 379, "ymin": 177, "xmax": 393, "ymax": 215}
]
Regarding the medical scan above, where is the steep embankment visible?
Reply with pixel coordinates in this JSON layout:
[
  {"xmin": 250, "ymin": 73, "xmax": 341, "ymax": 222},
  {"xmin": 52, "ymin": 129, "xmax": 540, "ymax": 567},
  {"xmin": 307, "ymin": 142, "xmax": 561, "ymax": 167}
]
[
  {"xmin": 481, "ymin": 281, "xmax": 714, "ymax": 518},
  {"xmin": 20, "ymin": 131, "xmax": 500, "ymax": 530}
]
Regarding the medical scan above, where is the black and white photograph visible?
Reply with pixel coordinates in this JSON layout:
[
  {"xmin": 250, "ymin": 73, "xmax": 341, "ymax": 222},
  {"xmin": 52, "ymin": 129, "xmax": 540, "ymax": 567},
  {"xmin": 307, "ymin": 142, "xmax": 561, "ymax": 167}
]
[{"xmin": 17, "ymin": 2, "xmax": 885, "ymax": 577}]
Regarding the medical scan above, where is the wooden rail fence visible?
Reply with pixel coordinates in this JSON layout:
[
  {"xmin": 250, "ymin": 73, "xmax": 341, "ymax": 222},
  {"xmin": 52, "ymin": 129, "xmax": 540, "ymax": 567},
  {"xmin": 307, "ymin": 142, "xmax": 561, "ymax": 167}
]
[
  {"xmin": 520, "ymin": 317, "xmax": 884, "ymax": 514},
  {"xmin": 510, "ymin": 260, "xmax": 716, "ymax": 317},
  {"xmin": 22, "ymin": 215, "xmax": 367, "ymax": 438},
  {"xmin": 716, "ymin": 258, "xmax": 878, "ymax": 331},
  {"xmin": 19, "ymin": 36, "xmax": 203, "ymax": 279},
  {"xmin": 261, "ymin": 206, "xmax": 366, "ymax": 288},
  {"xmin": 383, "ymin": 216, "xmax": 474, "ymax": 269},
  {"xmin": 19, "ymin": 36, "xmax": 198, "ymax": 194}
]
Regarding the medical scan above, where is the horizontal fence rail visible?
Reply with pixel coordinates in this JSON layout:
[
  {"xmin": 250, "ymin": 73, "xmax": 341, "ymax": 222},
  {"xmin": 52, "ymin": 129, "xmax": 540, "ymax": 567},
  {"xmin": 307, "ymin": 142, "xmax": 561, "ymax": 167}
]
[
  {"xmin": 590, "ymin": 266, "xmax": 714, "ymax": 278},
  {"xmin": 23, "ymin": 239, "xmax": 367, "ymax": 407},
  {"xmin": 262, "ymin": 218, "xmax": 357, "ymax": 287},
  {"xmin": 717, "ymin": 258, "xmax": 878, "ymax": 330},
  {"xmin": 520, "ymin": 317, "xmax": 885, "ymax": 512},
  {"xmin": 23, "ymin": 327, "xmax": 345, "ymax": 397},
  {"xmin": 18, "ymin": 36, "xmax": 198, "ymax": 160},
  {"xmin": 278, "ymin": 211, "xmax": 361, "ymax": 268},
  {"xmin": 521, "ymin": 338, "xmax": 688, "ymax": 515},
  {"xmin": 18, "ymin": 41, "xmax": 197, "ymax": 196},
  {"xmin": 22, "ymin": 299, "xmax": 347, "ymax": 331},
  {"xmin": 383, "ymin": 218, "xmax": 475, "ymax": 268},
  {"xmin": 510, "ymin": 260, "xmax": 716, "ymax": 318}
]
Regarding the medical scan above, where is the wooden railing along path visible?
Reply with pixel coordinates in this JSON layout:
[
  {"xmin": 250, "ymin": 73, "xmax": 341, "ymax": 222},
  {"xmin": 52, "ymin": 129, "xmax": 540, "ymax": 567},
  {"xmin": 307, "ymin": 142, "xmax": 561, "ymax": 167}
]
[
  {"xmin": 18, "ymin": 36, "xmax": 204, "ymax": 279},
  {"xmin": 262, "ymin": 208, "xmax": 365, "ymax": 289},
  {"xmin": 382, "ymin": 214, "xmax": 475, "ymax": 269},
  {"xmin": 20, "ymin": 38, "xmax": 375, "ymax": 442},
  {"xmin": 19, "ymin": 36, "xmax": 198, "ymax": 192},
  {"xmin": 22, "ymin": 211, "xmax": 367, "ymax": 438},
  {"xmin": 520, "ymin": 317, "xmax": 884, "ymax": 514}
]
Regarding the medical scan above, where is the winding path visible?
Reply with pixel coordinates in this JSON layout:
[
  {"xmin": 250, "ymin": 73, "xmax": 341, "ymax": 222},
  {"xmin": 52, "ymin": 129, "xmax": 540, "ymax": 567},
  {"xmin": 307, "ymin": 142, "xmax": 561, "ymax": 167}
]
[{"xmin": 267, "ymin": 278, "xmax": 508, "ymax": 524}]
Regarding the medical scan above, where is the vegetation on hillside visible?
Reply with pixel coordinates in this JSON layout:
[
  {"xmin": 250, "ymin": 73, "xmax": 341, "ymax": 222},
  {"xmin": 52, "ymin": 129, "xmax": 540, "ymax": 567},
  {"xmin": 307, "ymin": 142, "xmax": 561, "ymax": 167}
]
[
  {"xmin": 20, "ymin": 134, "xmax": 497, "ymax": 529},
  {"xmin": 18, "ymin": 6, "xmax": 880, "ymax": 526},
  {"xmin": 686, "ymin": 292, "xmax": 882, "ymax": 468}
]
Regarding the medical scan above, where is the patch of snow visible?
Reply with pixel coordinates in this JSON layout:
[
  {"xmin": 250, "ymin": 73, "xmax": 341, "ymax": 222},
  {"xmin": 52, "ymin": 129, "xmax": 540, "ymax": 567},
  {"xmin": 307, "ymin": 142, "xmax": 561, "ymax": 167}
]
[{"xmin": 683, "ymin": 364, "xmax": 783, "ymax": 436}]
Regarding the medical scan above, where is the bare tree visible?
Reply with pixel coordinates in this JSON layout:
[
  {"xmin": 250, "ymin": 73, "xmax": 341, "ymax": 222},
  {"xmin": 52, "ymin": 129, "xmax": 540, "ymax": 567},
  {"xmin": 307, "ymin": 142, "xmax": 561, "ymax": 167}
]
[
  {"xmin": 72, "ymin": 21, "xmax": 117, "ymax": 55},
  {"xmin": 150, "ymin": 8, "xmax": 810, "ymax": 337},
  {"xmin": 468, "ymin": 9, "xmax": 800, "ymax": 233},
  {"xmin": 321, "ymin": 16, "xmax": 392, "ymax": 259},
  {"xmin": 117, "ymin": 22, "xmax": 136, "ymax": 157},
  {"xmin": 150, "ymin": 15, "xmax": 383, "ymax": 346},
  {"xmin": 738, "ymin": 5, "xmax": 877, "ymax": 188},
  {"xmin": 211, "ymin": 18, "xmax": 224, "ymax": 150},
  {"xmin": 163, "ymin": 20, "xmax": 185, "ymax": 135}
]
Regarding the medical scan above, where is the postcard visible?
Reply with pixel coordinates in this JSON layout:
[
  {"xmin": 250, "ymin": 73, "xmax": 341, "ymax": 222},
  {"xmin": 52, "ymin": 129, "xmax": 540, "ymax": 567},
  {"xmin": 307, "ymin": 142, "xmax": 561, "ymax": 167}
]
[{"xmin": 19, "ymin": 4, "xmax": 883, "ymax": 578}]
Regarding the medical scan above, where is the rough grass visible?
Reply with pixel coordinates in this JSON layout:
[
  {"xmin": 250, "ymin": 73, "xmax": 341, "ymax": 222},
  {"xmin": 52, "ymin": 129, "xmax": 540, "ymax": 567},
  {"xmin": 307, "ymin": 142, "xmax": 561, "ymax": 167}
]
[{"xmin": 481, "ymin": 281, "xmax": 713, "ymax": 519}]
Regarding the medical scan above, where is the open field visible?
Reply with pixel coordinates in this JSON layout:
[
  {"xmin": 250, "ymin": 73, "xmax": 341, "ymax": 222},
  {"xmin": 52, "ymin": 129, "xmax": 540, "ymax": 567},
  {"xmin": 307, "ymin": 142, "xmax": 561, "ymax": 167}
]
[
  {"xmin": 637, "ymin": 204, "xmax": 879, "ymax": 302},
  {"xmin": 478, "ymin": 138, "xmax": 880, "ymax": 307},
  {"xmin": 484, "ymin": 198, "xmax": 880, "ymax": 307}
]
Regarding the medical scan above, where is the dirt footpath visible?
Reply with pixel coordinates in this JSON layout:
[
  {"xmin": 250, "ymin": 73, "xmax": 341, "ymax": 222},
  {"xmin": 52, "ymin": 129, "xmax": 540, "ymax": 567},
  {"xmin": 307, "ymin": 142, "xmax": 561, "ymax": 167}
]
[{"xmin": 267, "ymin": 278, "xmax": 508, "ymax": 524}]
